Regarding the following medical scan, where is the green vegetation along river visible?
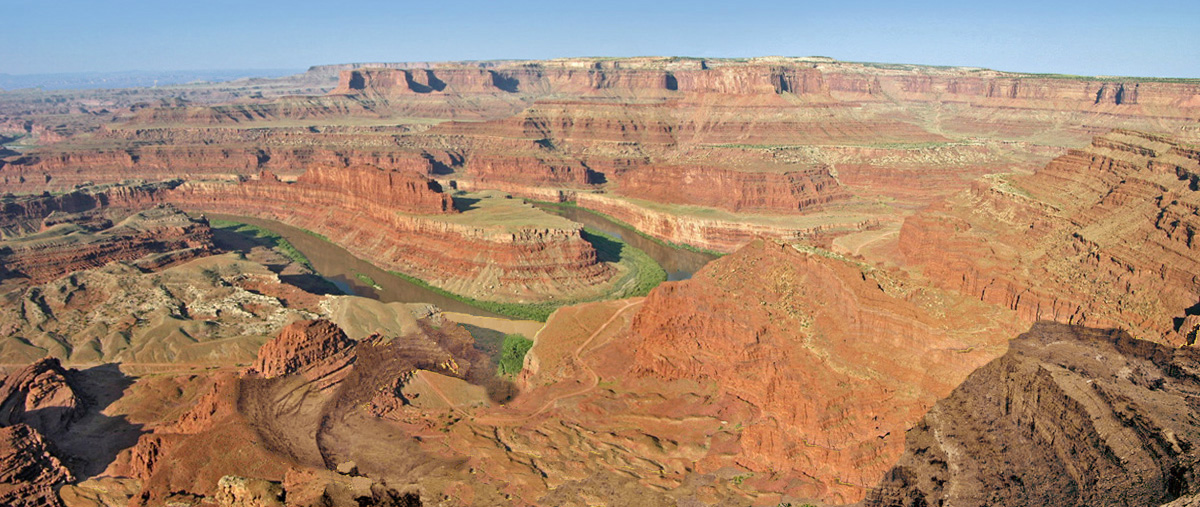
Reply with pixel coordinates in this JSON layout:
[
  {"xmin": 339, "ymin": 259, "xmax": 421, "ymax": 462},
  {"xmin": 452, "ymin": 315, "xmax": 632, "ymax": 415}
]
[{"xmin": 206, "ymin": 206, "xmax": 718, "ymax": 319}]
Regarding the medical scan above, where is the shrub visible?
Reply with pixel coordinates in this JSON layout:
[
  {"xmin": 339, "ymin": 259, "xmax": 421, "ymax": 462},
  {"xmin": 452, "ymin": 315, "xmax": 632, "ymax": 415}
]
[{"xmin": 498, "ymin": 334, "xmax": 534, "ymax": 377}]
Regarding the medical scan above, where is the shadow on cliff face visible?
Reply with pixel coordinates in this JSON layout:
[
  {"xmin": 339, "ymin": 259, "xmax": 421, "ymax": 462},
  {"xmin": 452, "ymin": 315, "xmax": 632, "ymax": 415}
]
[
  {"xmin": 421, "ymin": 152, "xmax": 456, "ymax": 175},
  {"xmin": 209, "ymin": 223, "xmax": 344, "ymax": 296},
  {"xmin": 458, "ymin": 323, "xmax": 519, "ymax": 404},
  {"xmin": 1173, "ymin": 301, "xmax": 1200, "ymax": 344},
  {"xmin": 451, "ymin": 196, "xmax": 481, "ymax": 212},
  {"xmin": 53, "ymin": 363, "xmax": 145, "ymax": 480},
  {"xmin": 488, "ymin": 70, "xmax": 520, "ymax": 93},
  {"xmin": 580, "ymin": 229, "xmax": 623, "ymax": 264}
]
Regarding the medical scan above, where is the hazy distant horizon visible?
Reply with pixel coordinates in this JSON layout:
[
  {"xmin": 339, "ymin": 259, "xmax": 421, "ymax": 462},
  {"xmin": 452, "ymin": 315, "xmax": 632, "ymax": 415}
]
[
  {"xmin": 5, "ymin": 0, "xmax": 1198, "ymax": 79},
  {"xmin": 4, "ymin": 54, "xmax": 1198, "ymax": 93},
  {"xmin": 0, "ymin": 68, "xmax": 304, "ymax": 91}
]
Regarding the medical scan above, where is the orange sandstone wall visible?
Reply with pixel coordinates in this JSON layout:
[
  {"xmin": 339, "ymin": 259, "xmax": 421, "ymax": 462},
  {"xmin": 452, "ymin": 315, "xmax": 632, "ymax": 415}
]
[{"xmin": 613, "ymin": 164, "xmax": 849, "ymax": 213}]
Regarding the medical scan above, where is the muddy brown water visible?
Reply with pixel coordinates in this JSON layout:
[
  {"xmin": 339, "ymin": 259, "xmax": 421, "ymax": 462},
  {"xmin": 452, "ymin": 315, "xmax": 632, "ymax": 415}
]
[
  {"xmin": 532, "ymin": 203, "xmax": 718, "ymax": 281},
  {"xmin": 207, "ymin": 206, "xmax": 717, "ymax": 318},
  {"xmin": 207, "ymin": 214, "xmax": 500, "ymax": 317}
]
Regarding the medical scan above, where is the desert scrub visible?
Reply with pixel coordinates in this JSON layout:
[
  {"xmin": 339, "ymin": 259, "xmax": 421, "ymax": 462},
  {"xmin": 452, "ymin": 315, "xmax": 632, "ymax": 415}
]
[
  {"xmin": 983, "ymin": 173, "xmax": 1035, "ymax": 199},
  {"xmin": 497, "ymin": 334, "xmax": 534, "ymax": 377},
  {"xmin": 354, "ymin": 272, "xmax": 380, "ymax": 289},
  {"xmin": 210, "ymin": 219, "xmax": 313, "ymax": 269},
  {"xmin": 387, "ymin": 270, "xmax": 560, "ymax": 321}
]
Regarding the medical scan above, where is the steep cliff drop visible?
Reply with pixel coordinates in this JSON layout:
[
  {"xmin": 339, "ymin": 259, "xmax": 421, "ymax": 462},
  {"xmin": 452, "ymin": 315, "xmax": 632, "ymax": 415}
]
[
  {"xmin": 0, "ymin": 358, "xmax": 89, "ymax": 507},
  {"xmin": 868, "ymin": 322, "xmax": 1200, "ymax": 507},
  {"xmin": 163, "ymin": 167, "xmax": 617, "ymax": 303},
  {"xmin": 10, "ymin": 57, "xmax": 1199, "ymax": 252},
  {"xmin": 317, "ymin": 238, "xmax": 1021, "ymax": 505}
]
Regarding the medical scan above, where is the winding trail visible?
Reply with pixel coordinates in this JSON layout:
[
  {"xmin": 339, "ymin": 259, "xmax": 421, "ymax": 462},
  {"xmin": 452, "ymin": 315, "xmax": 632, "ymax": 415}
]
[{"xmin": 851, "ymin": 228, "xmax": 899, "ymax": 257}]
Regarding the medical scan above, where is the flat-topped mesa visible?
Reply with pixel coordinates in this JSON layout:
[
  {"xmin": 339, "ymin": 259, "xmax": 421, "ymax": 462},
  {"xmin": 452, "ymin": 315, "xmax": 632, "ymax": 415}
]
[
  {"xmin": 627, "ymin": 239, "xmax": 1019, "ymax": 503},
  {"xmin": 2, "ymin": 147, "xmax": 260, "ymax": 192},
  {"xmin": 879, "ymin": 74, "xmax": 1200, "ymax": 111},
  {"xmin": 331, "ymin": 67, "xmax": 496, "ymax": 96},
  {"xmin": 614, "ymin": 164, "xmax": 850, "ymax": 213},
  {"xmin": 329, "ymin": 62, "xmax": 828, "ymax": 97},
  {"xmin": 322, "ymin": 58, "xmax": 1200, "ymax": 108},
  {"xmin": 165, "ymin": 171, "xmax": 615, "ymax": 302},
  {"xmin": 176, "ymin": 164, "xmax": 452, "ymax": 215},
  {"xmin": 2, "ymin": 141, "xmax": 445, "ymax": 193},
  {"xmin": 899, "ymin": 130, "xmax": 1200, "ymax": 344}
]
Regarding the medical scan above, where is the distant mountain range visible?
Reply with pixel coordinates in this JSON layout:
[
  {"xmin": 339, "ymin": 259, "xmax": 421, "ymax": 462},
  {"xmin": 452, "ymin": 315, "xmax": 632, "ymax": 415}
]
[{"xmin": 0, "ymin": 69, "xmax": 303, "ymax": 91}]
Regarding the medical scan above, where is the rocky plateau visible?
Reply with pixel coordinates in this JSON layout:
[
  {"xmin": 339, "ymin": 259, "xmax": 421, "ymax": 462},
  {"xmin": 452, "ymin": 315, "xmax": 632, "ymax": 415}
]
[{"xmin": 1, "ymin": 56, "xmax": 1200, "ymax": 507}]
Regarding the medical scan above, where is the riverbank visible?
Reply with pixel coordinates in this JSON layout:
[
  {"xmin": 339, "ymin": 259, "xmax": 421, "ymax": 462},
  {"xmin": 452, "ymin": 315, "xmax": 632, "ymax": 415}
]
[{"xmin": 207, "ymin": 214, "xmax": 669, "ymax": 322}]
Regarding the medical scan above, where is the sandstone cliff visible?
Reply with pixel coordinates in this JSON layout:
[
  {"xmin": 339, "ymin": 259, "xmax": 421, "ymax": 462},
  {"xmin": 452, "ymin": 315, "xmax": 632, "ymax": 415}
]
[
  {"xmin": 575, "ymin": 193, "xmax": 872, "ymax": 253},
  {"xmin": 0, "ymin": 423, "xmax": 73, "ymax": 507},
  {"xmin": 324, "ymin": 60, "xmax": 1200, "ymax": 113},
  {"xmin": 10, "ymin": 57, "xmax": 1200, "ymax": 238},
  {"xmin": 0, "ymin": 357, "xmax": 85, "ymax": 438},
  {"xmin": 0, "ymin": 137, "xmax": 447, "ymax": 194},
  {"xmin": 614, "ymin": 164, "xmax": 849, "ymax": 213},
  {"xmin": 0, "ymin": 182, "xmax": 165, "ymax": 235},
  {"xmin": 117, "ymin": 312, "xmax": 490, "ymax": 506},
  {"xmin": 163, "ymin": 173, "xmax": 616, "ymax": 303},
  {"xmin": 251, "ymin": 319, "xmax": 355, "ymax": 379},
  {"xmin": 622, "ymin": 239, "xmax": 1020, "ymax": 502}
]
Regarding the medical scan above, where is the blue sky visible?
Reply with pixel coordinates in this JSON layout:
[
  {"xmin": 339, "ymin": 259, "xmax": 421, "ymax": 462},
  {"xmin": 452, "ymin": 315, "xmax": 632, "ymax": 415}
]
[{"xmin": 4, "ymin": 0, "xmax": 1198, "ymax": 78}]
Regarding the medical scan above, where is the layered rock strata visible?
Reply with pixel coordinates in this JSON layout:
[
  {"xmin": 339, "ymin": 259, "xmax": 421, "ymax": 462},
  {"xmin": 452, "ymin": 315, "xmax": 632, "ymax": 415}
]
[
  {"xmin": 0, "ymin": 357, "xmax": 85, "ymax": 438},
  {"xmin": 0, "ymin": 358, "xmax": 84, "ymax": 507},
  {"xmin": 868, "ymin": 322, "xmax": 1200, "ymax": 507},
  {"xmin": 118, "ymin": 314, "xmax": 488, "ymax": 506},
  {"xmin": 164, "ymin": 169, "xmax": 614, "ymax": 302},
  {"xmin": 613, "ymin": 164, "xmax": 849, "ymax": 213},
  {"xmin": 0, "ymin": 424, "xmax": 73, "ymax": 507},
  {"xmin": 323, "ymin": 61, "xmax": 1200, "ymax": 113},
  {"xmin": 899, "ymin": 130, "xmax": 1200, "ymax": 344},
  {"xmin": 0, "ymin": 183, "xmax": 164, "ymax": 235},
  {"xmin": 0, "ymin": 204, "xmax": 215, "ymax": 284},
  {"xmin": 251, "ymin": 319, "xmax": 355, "ymax": 379},
  {"xmin": 575, "ymin": 193, "xmax": 873, "ymax": 253}
]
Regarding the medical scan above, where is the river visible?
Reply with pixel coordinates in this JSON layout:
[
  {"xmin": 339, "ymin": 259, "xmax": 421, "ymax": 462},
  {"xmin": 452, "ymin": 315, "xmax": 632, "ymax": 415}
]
[
  {"xmin": 207, "ymin": 213, "xmax": 501, "ymax": 317},
  {"xmin": 206, "ymin": 207, "xmax": 716, "ymax": 316},
  {"xmin": 531, "ymin": 203, "xmax": 717, "ymax": 281}
]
